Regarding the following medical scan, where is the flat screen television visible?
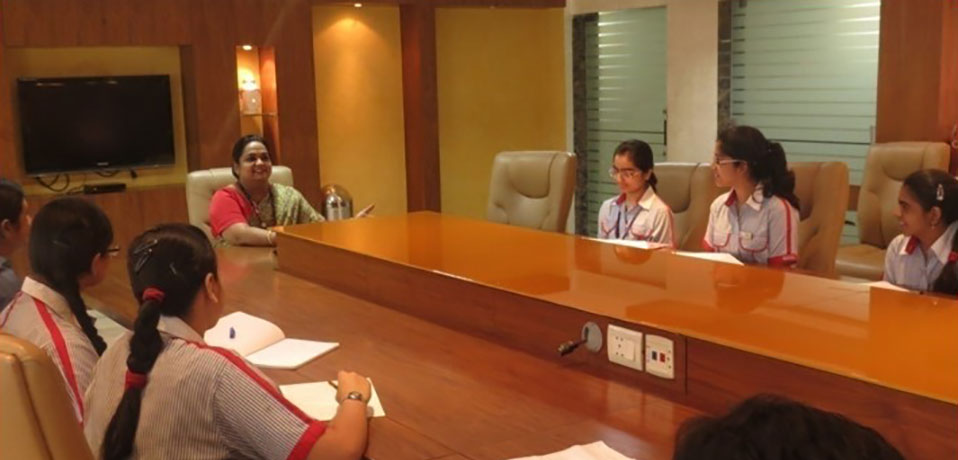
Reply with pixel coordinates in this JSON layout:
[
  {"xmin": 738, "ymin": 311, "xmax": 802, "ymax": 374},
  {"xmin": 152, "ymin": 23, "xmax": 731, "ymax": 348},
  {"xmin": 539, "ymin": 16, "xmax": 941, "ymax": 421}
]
[{"xmin": 17, "ymin": 75, "xmax": 175, "ymax": 176}]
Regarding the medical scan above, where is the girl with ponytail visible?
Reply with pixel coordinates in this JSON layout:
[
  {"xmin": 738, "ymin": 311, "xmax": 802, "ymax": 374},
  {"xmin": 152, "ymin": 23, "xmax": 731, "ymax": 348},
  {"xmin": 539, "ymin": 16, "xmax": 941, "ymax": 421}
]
[
  {"xmin": 703, "ymin": 125, "xmax": 801, "ymax": 267},
  {"xmin": 597, "ymin": 139, "xmax": 676, "ymax": 248},
  {"xmin": 83, "ymin": 224, "xmax": 370, "ymax": 460},
  {"xmin": 0, "ymin": 197, "xmax": 115, "ymax": 422},
  {"xmin": 883, "ymin": 169, "xmax": 958, "ymax": 294}
]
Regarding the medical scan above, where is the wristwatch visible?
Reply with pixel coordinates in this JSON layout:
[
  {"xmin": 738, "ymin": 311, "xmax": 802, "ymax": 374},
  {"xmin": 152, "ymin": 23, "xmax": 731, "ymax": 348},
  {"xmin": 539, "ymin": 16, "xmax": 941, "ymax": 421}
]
[{"xmin": 343, "ymin": 391, "xmax": 366, "ymax": 404}]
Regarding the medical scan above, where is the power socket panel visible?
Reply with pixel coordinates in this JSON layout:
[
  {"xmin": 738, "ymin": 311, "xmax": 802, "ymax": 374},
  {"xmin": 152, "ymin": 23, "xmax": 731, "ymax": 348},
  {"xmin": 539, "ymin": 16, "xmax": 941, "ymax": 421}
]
[
  {"xmin": 607, "ymin": 324, "xmax": 644, "ymax": 372},
  {"xmin": 644, "ymin": 334, "xmax": 675, "ymax": 379}
]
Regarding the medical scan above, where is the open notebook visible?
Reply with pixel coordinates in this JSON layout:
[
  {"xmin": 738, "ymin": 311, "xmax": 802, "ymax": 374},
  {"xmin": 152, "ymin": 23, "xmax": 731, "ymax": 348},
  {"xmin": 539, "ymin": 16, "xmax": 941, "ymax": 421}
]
[
  {"xmin": 204, "ymin": 312, "xmax": 338, "ymax": 369},
  {"xmin": 280, "ymin": 380, "xmax": 386, "ymax": 420},
  {"xmin": 509, "ymin": 441, "xmax": 634, "ymax": 460},
  {"xmin": 864, "ymin": 280, "xmax": 911, "ymax": 292}
]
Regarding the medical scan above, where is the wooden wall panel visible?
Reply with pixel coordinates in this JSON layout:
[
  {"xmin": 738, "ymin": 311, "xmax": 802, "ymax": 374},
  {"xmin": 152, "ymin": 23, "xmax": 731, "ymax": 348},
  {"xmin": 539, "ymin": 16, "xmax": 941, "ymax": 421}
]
[
  {"xmin": 1, "ymin": 0, "xmax": 318, "ymax": 190},
  {"xmin": 0, "ymin": 3, "xmax": 13, "ymax": 179},
  {"xmin": 400, "ymin": 3, "xmax": 441, "ymax": 212},
  {"xmin": 940, "ymin": 1, "xmax": 958, "ymax": 160},
  {"xmin": 184, "ymin": 0, "xmax": 242, "ymax": 171},
  {"xmin": 125, "ymin": 0, "xmax": 191, "ymax": 45},
  {"xmin": 265, "ymin": 0, "xmax": 322, "ymax": 204},
  {"xmin": 876, "ymin": 0, "xmax": 957, "ymax": 145},
  {"xmin": 11, "ymin": 186, "xmax": 187, "ymax": 272}
]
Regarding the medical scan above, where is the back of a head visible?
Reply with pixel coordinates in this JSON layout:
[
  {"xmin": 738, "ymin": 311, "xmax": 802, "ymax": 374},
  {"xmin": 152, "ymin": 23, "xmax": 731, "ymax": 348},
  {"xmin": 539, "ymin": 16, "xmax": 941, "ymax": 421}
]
[
  {"xmin": 673, "ymin": 395, "xmax": 904, "ymax": 460},
  {"xmin": 102, "ymin": 223, "xmax": 218, "ymax": 460},
  {"xmin": 0, "ymin": 179, "xmax": 24, "ymax": 225},
  {"xmin": 126, "ymin": 223, "xmax": 218, "ymax": 307},
  {"xmin": 28, "ymin": 197, "xmax": 113, "ymax": 354}
]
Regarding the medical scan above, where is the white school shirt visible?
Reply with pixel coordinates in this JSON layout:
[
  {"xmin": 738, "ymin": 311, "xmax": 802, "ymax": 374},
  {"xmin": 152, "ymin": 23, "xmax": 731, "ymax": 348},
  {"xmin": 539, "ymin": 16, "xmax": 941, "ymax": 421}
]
[
  {"xmin": 702, "ymin": 187, "xmax": 799, "ymax": 267},
  {"xmin": 0, "ymin": 276, "xmax": 99, "ymax": 422},
  {"xmin": 83, "ymin": 315, "xmax": 326, "ymax": 460},
  {"xmin": 883, "ymin": 222, "xmax": 958, "ymax": 292},
  {"xmin": 597, "ymin": 187, "xmax": 676, "ymax": 248}
]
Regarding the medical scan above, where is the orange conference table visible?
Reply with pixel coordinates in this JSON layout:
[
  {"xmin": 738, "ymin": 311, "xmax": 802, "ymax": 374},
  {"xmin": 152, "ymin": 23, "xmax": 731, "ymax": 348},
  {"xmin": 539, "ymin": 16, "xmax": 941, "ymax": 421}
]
[
  {"xmin": 275, "ymin": 212, "xmax": 958, "ymax": 460},
  {"xmin": 88, "ymin": 244, "xmax": 702, "ymax": 460}
]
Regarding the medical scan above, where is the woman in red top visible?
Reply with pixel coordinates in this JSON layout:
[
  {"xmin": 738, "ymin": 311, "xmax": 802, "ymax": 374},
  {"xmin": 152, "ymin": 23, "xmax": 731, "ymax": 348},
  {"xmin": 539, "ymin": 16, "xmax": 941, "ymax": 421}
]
[{"xmin": 209, "ymin": 135, "xmax": 324, "ymax": 246}]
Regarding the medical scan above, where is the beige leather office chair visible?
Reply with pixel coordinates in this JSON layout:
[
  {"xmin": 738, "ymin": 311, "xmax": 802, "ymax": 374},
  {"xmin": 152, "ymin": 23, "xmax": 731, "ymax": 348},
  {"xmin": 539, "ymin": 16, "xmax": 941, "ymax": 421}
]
[
  {"xmin": 655, "ymin": 163, "xmax": 725, "ymax": 250},
  {"xmin": 185, "ymin": 166, "xmax": 294, "ymax": 240},
  {"xmin": 486, "ymin": 151, "xmax": 576, "ymax": 232},
  {"xmin": 835, "ymin": 142, "xmax": 950, "ymax": 280},
  {"xmin": 791, "ymin": 162, "xmax": 849, "ymax": 277},
  {"xmin": 0, "ymin": 333, "xmax": 94, "ymax": 460}
]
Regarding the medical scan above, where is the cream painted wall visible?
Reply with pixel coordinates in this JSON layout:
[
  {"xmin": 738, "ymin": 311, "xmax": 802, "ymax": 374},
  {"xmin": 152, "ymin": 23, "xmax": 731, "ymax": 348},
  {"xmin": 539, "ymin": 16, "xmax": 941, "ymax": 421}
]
[
  {"xmin": 436, "ymin": 8, "xmax": 567, "ymax": 219},
  {"xmin": 7, "ymin": 47, "xmax": 188, "ymax": 194},
  {"xmin": 665, "ymin": 0, "xmax": 718, "ymax": 163},
  {"xmin": 312, "ymin": 6, "xmax": 407, "ymax": 217}
]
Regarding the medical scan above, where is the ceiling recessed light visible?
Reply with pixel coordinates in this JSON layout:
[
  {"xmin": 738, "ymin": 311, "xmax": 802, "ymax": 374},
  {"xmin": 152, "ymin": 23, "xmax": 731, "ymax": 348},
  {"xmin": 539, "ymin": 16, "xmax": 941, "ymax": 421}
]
[
  {"xmin": 241, "ymin": 45, "xmax": 253, "ymax": 51},
  {"xmin": 354, "ymin": 3, "xmax": 362, "ymax": 7}
]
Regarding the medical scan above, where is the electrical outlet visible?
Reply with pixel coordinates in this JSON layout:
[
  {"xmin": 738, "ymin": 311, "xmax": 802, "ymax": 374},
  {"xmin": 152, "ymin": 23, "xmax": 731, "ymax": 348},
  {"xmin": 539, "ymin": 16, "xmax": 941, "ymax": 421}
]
[
  {"xmin": 645, "ymin": 334, "xmax": 674, "ymax": 379},
  {"xmin": 607, "ymin": 324, "xmax": 643, "ymax": 371}
]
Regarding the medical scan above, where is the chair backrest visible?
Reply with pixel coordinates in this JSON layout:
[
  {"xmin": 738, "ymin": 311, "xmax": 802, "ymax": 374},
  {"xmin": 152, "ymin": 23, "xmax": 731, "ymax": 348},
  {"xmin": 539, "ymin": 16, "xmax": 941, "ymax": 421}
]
[
  {"xmin": 791, "ymin": 162, "xmax": 849, "ymax": 276},
  {"xmin": 185, "ymin": 166, "xmax": 294, "ymax": 240},
  {"xmin": 0, "ymin": 333, "xmax": 94, "ymax": 460},
  {"xmin": 655, "ymin": 162, "xmax": 725, "ymax": 250},
  {"xmin": 857, "ymin": 142, "xmax": 950, "ymax": 248},
  {"xmin": 486, "ymin": 151, "xmax": 577, "ymax": 233}
]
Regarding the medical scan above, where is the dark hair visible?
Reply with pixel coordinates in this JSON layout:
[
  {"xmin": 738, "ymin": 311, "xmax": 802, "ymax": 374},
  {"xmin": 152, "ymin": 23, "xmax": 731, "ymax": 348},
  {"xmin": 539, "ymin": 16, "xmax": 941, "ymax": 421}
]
[
  {"xmin": 613, "ymin": 139, "xmax": 658, "ymax": 191},
  {"xmin": 902, "ymin": 169, "xmax": 958, "ymax": 295},
  {"xmin": 673, "ymin": 394, "xmax": 905, "ymax": 460},
  {"xmin": 101, "ymin": 224, "xmax": 218, "ymax": 460},
  {"xmin": 231, "ymin": 134, "xmax": 271, "ymax": 176},
  {"xmin": 29, "ymin": 198, "xmax": 112, "ymax": 355},
  {"xmin": 717, "ymin": 125, "xmax": 800, "ymax": 211},
  {"xmin": 0, "ymin": 179, "xmax": 25, "ymax": 232}
]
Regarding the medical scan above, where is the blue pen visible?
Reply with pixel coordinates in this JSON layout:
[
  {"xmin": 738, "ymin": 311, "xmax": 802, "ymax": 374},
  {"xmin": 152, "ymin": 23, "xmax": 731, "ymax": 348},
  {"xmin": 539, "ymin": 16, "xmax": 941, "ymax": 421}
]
[{"xmin": 229, "ymin": 327, "xmax": 236, "ymax": 339}]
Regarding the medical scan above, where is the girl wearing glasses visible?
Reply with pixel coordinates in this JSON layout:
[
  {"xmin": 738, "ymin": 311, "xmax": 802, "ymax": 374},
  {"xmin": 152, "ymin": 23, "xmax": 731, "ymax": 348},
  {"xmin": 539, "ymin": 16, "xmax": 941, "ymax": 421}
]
[
  {"xmin": 597, "ymin": 140, "xmax": 675, "ymax": 248},
  {"xmin": 0, "ymin": 197, "xmax": 115, "ymax": 422},
  {"xmin": 883, "ymin": 169, "xmax": 958, "ymax": 294},
  {"xmin": 703, "ymin": 126, "xmax": 800, "ymax": 267}
]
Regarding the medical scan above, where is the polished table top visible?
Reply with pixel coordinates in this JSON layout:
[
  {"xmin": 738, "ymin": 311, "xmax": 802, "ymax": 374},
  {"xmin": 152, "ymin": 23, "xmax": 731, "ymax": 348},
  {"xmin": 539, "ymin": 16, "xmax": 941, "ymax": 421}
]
[
  {"xmin": 87, "ymin": 247, "xmax": 701, "ymax": 460},
  {"xmin": 277, "ymin": 212, "xmax": 958, "ymax": 404}
]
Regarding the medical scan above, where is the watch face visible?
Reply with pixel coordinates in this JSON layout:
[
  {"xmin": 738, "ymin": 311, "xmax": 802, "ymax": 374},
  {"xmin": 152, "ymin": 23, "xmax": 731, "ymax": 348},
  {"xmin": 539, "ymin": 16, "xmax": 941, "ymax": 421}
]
[{"xmin": 347, "ymin": 391, "xmax": 363, "ymax": 401}]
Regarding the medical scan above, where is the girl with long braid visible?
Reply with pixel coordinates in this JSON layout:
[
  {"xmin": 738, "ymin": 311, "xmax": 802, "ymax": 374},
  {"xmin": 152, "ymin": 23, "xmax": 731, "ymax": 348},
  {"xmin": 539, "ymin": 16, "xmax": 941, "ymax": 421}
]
[
  {"xmin": 0, "ymin": 197, "xmax": 115, "ymax": 422},
  {"xmin": 83, "ymin": 224, "xmax": 370, "ymax": 460}
]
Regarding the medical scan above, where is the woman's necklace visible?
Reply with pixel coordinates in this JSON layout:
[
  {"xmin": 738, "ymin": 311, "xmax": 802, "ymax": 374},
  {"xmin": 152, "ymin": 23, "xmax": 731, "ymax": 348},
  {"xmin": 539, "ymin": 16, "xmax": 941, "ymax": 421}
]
[{"xmin": 236, "ymin": 181, "xmax": 275, "ymax": 229}]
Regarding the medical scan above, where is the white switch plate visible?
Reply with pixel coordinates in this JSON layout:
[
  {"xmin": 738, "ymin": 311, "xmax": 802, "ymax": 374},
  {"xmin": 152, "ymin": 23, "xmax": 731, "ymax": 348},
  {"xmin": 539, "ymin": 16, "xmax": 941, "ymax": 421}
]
[
  {"xmin": 645, "ymin": 334, "xmax": 674, "ymax": 379},
  {"xmin": 607, "ymin": 324, "xmax": 643, "ymax": 371}
]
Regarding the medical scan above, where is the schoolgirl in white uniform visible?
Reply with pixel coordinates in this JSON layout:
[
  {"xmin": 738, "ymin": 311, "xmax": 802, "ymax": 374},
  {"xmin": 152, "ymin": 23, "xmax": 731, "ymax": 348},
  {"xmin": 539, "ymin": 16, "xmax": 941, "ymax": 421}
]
[
  {"xmin": 0, "ymin": 197, "xmax": 114, "ymax": 422},
  {"xmin": 883, "ymin": 169, "xmax": 958, "ymax": 294},
  {"xmin": 597, "ymin": 139, "xmax": 675, "ymax": 248},
  {"xmin": 84, "ymin": 224, "xmax": 370, "ymax": 460},
  {"xmin": 703, "ymin": 126, "xmax": 800, "ymax": 267}
]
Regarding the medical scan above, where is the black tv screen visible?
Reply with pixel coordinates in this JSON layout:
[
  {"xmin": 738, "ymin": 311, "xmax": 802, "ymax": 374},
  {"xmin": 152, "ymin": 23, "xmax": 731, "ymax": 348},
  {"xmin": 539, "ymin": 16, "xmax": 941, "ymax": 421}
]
[{"xmin": 17, "ymin": 75, "xmax": 175, "ymax": 175}]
